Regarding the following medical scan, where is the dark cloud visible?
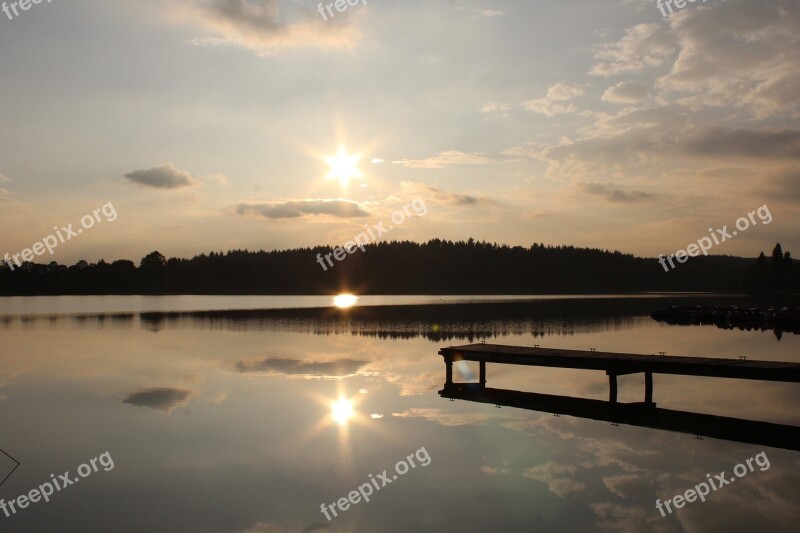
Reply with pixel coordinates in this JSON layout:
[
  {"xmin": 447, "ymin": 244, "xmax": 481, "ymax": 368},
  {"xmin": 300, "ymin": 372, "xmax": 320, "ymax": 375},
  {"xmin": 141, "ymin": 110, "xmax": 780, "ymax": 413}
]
[
  {"xmin": 580, "ymin": 183, "xmax": 653, "ymax": 203},
  {"xmin": 236, "ymin": 200, "xmax": 370, "ymax": 219},
  {"xmin": 123, "ymin": 387, "xmax": 194, "ymax": 412},
  {"xmin": 235, "ymin": 357, "xmax": 368, "ymax": 377},
  {"xmin": 203, "ymin": 0, "xmax": 281, "ymax": 35},
  {"xmin": 174, "ymin": 0, "xmax": 359, "ymax": 55},
  {"xmin": 399, "ymin": 182, "xmax": 486, "ymax": 206},
  {"xmin": 124, "ymin": 164, "xmax": 196, "ymax": 189},
  {"xmin": 681, "ymin": 128, "xmax": 800, "ymax": 160}
]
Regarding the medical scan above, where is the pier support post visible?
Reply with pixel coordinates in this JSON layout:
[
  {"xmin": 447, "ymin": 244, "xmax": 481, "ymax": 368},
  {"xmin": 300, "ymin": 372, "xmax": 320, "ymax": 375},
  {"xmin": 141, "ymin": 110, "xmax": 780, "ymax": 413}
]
[
  {"xmin": 479, "ymin": 361, "xmax": 486, "ymax": 389},
  {"xmin": 608, "ymin": 372, "xmax": 618, "ymax": 403},
  {"xmin": 445, "ymin": 356, "xmax": 453, "ymax": 387},
  {"xmin": 645, "ymin": 372, "xmax": 653, "ymax": 405}
]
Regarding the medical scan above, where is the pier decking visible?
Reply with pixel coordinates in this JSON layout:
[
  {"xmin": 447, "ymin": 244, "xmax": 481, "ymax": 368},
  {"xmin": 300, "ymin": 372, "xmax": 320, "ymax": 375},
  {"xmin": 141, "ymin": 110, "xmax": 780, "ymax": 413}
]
[{"xmin": 438, "ymin": 344, "xmax": 800, "ymax": 405}]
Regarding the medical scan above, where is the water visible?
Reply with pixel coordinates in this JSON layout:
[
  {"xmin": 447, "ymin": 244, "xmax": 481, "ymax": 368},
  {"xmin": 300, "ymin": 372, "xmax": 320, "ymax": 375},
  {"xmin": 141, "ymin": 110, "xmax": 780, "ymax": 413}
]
[
  {"xmin": 0, "ymin": 296, "xmax": 797, "ymax": 532},
  {"xmin": 0, "ymin": 293, "xmax": 709, "ymax": 316}
]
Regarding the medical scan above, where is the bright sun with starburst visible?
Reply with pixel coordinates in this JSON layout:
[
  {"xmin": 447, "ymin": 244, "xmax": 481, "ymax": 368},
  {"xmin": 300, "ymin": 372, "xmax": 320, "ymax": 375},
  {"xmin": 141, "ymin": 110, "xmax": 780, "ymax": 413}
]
[
  {"xmin": 324, "ymin": 147, "xmax": 363, "ymax": 188},
  {"xmin": 330, "ymin": 397, "xmax": 355, "ymax": 426}
]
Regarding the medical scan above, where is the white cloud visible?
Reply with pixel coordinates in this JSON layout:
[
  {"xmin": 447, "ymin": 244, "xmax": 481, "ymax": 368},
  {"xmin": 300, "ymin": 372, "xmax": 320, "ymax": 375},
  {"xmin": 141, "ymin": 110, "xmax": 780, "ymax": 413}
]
[
  {"xmin": 457, "ymin": 7, "xmax": 504, "ymax": 17},
  {"xmin": 0, "ymin": 174, "xmax": 13, "ymax": 203},
  {"xmin": 522, "ymin": 82, "xmax": 585, "ymax": 116},
  {"xmin": 601, "ymin": 474, "xmax": 652, "ymax": 498},
  {"xmin": 522, "ymin": 461, "xmax": 587, "ymax": 497},
  {"xmin": 391, "ymin": 408, "xmax": 490, "ymax": 427},
  {"xmin": 657, "ymin": 0, "xmax": 800, "ymax": 117},
  {"xmin": 393, "ymin": 150, "xmax": 492, "ymax": 169},
  {"xmin": 481, "ymin": 102, "xmax": 512, "ymax": 113},
  {"xmin": 589, "ymin": 23, "xmax": 676, "ymax": 77},
  {"xmin": 590, "ymin": 1, "xmax": 799, "ymax": 118},
  {"xmin": 601, "ymin": 81, "xmax": 651, "ymax": 104}
]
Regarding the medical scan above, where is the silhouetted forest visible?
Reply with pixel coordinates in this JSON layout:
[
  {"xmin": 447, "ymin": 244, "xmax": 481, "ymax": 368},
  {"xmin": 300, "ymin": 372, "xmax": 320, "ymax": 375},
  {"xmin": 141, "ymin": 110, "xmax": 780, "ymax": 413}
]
[{"xmin": 1, "ymin": 239, "xmax": 797, "ymax": 295}]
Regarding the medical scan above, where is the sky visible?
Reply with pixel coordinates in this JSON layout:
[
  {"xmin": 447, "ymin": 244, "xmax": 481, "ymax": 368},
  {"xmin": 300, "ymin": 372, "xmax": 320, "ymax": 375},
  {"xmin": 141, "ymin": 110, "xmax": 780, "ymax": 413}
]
[{"xmin": 0, "ymin": 0, "xmax": 798, "ymax": 265}]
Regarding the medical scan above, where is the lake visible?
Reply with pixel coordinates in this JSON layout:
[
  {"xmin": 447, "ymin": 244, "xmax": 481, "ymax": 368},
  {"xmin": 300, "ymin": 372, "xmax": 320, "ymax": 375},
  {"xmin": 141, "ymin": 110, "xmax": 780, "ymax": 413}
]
[{"xmin": 0, "ymin": 295, "xmax": 798, "ymax": 532}]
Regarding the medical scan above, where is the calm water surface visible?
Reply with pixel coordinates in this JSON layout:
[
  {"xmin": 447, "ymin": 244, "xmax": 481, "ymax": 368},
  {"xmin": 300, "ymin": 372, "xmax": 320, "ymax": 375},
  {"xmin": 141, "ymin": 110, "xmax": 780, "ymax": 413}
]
[
  {"xmin": 0, "ymin": 296, "xmax": 797, "ymax": 532},
  {"xmin": 0, "ymin": 293, "xmax": 711, "ymax": 316}
]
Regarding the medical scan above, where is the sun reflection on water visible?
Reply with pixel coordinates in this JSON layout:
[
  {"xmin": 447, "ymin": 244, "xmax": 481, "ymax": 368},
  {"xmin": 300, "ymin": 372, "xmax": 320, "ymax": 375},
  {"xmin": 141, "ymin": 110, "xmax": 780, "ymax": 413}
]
[
  {"xmin": 332, "ymin": 294, "xmax": 358, "ymax": 308},
  {"xmin": 331, "ymin": 397, "xmax": 355, "ymax": 426}
]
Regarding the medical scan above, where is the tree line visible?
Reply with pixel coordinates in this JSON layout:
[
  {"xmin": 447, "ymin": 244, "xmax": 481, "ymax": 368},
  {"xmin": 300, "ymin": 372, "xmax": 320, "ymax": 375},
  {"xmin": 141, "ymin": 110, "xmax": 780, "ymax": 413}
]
[{"xmin": 0, "ymin": 239, "xmax": 797, "ymax": 295}]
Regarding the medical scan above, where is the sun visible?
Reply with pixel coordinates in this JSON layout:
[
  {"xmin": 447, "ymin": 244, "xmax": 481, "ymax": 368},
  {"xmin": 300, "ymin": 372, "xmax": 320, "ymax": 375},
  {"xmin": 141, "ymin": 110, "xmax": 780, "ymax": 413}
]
[
  {"xmin": 324, "ymin": 147, "xmax": 363, "ymax": 187},
  {"xmin": 331, "ymin": 397, "xmax": 355, "ymax": 426},
  {"xmin": 333, "ymin": 294, "xmax": 358, "ymax": 308}
]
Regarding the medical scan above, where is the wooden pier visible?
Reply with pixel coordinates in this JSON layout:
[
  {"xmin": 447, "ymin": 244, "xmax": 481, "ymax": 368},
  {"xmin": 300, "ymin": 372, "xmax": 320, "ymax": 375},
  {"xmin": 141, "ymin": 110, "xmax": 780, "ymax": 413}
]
[{"xmin": 438, "ymin": 344, "xmax": 800, "ymax": 405}]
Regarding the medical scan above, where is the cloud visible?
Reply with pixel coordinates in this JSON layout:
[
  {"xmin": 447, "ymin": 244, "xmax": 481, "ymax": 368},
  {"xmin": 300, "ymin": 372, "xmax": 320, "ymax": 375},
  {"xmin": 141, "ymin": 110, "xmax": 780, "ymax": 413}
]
[
  {"xmin": 481, "ymin": 102, "xmax": 512, "ymax": 113},
  {"xmin": 124, "ymin": 164, "xmax": 196, "ymax": 189},
  {"xmin": 589, "ymin": 1, "xmax": 800, "ymax": 117},
  {"xmin": 236, "ymin": 199, "xmax": 370, "ymax": 219},
  {"xmin": 511, "ymin": 107, "xmax": 688, "ymax": 175},
  {"xmin": 457, "ymin": 7, "xmax": 504, "ymax": 17},
  {"xmin": 481, "ymin": 465, "xmax": 511, "ymax": 475},
  {"xmin": 510, "ymin": 108, "xmax": 800, "ymax": 184},
  {"xmin": 393, "ymin": 150, "xmax": 492, "ymax": 169},
  {"xmin": 601, "ymin": 474, "xmax": 651, "ymax": 498},
  {"xmin": 589, "ymin": 23, "xmax": 676, "ymax": 77},
  {"xmin": 235, "ymin": 357, "xmax": 368, "ymax": 378},
  {"xmin": 601, "ymin": 81, "xmax": 651, "ymax": 104},
  {"xmin": 522, "ymin": 82, "xmax": 585, "ymax": 116},
  {"xmin": 170, "ymin": 0, "xmax": 360, "ymax": 56},
  {"xmin": 580, "ymin": 183, "xmax": 653, "ymax": 203},
  {"xmin": 397, "ymin": 181, "xmax": 488, "ymax": 206},
  {"xmin": 391, "ymin": 408, "xmax": 490, "ymax": 427},
  {"xmin": 522, "ymin": 461, "xmax": 587, "ymax": 497},
  {"xmin": 0, "ymin": 174, "xmax": 14, "ymax": 203},
  {"xmin": 0, "ymin": 189, "xmax": 15, "ymax": 203},
  {"xmin": 380, "ymin": 368, "xmax": 441, "ymax": 397},
  {"xmin": 590, "ymin": 502, "xmax": 668, "ymax": 532},
  {"xmin": 123, "ymin": 387, "xmax": 194, "ymax": 413},
  {"xmin": 680, "ymin": 127, "xmax": 800, "ymax": 160},
  {"xmin": 658, "ymin": 0, "xmax": 800, "ymax": 117}
]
